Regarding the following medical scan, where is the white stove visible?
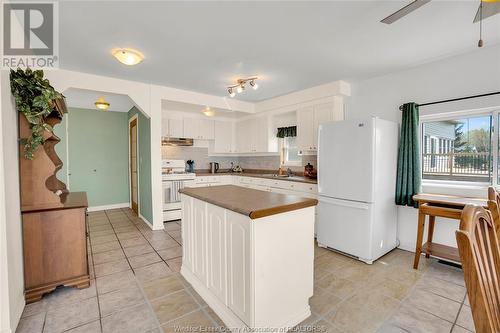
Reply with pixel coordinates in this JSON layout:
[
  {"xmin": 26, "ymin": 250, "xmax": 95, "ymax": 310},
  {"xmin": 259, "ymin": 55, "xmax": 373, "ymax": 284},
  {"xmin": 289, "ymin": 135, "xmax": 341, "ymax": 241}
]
[{"xmin": 162, "ymin": 160, "xmax": 196, "ymax": 221}]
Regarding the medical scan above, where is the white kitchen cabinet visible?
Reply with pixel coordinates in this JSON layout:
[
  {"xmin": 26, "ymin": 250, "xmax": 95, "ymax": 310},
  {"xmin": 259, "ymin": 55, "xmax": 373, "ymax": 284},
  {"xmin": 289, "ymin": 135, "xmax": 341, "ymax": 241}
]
[
  {"xmin": 180, "ymin": 193, "xmax": 315, "ymax": 330},
  {"xmin": 192, "ymin": 199, "xmax": 208, "ymax": 283},
  {"xmin": 162, "ymin": 117, "xmax": 184, "ymax": 137},
  {"xmin": 206, "ymin": 205, "xmax": 227, "ymax": 303},
  {"xmin": 235, "ymin": 120, "xmax": 251, "ymax": 153},
  {"xmin": 183, "ymin": 118, "xmax": 215, "ymax": 140},
  {"xmin": 235, "ymin": 116, "xmax": 276, "ymax": 153},
  {"xmin": 226, "ymin": 211, "xmax": 252, "ymax": 323},
  {"xmin": 296, "ymin": 98, "xmax": 344, "ymax": 152},
  {"xmin": 214, "ymin": 121, "xmax": 235, "ymax": 153},
  {"xmin": 296, "ymin": 106, "xmax": 315, "ymax": 151}
]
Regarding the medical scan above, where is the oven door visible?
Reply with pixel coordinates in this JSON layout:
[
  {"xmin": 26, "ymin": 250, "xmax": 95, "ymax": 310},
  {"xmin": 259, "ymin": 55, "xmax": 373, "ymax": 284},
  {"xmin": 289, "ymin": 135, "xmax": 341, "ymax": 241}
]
[{"xmin": 162, "ymin": 180, "xmax": 183, "ymax": 211}]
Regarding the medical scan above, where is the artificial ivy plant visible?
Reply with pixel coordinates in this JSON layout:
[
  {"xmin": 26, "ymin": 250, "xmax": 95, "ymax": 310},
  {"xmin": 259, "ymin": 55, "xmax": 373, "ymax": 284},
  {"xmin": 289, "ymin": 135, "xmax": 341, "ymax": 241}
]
[{"xmin": 10, "ymin": 68, "xmax": 64, "ymax": 160}]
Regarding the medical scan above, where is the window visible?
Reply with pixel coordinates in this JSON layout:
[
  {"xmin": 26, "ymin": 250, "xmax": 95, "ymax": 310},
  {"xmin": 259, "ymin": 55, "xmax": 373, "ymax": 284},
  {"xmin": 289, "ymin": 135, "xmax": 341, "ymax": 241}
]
[
  {"xmin": 281, "ymin": 136, "xmax": 301, "ymax": 167},
  {"xmin": 421, "ymin": 114, "xmax": 494, "ymax": 184}
]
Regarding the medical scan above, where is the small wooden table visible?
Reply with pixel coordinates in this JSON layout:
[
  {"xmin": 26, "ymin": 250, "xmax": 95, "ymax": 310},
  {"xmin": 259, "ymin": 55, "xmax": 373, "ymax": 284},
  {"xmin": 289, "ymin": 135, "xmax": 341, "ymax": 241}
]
[{"xmin": 412, "ymin": 194, "xmax": 488, "ymax": 269}]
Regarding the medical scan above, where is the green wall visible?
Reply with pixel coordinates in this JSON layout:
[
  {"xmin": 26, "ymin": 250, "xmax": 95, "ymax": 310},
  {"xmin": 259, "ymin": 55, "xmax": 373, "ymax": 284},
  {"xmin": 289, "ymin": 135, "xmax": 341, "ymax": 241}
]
[
  {"xmin": 55, "ymin": 108, "xmax": 130, "ymax": 207},
  {"xmin": 128, "ymin": 107, "xmax": 153, "ymax": 224}
]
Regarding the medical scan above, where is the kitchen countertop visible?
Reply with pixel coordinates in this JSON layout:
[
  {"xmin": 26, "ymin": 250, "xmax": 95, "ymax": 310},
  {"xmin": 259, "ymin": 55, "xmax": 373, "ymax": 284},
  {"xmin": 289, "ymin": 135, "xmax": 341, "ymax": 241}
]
[
  {"xmin": 179, "ymin": 185, "xmax": 318, "ymax": 219},
  {"xmin": 194, "ymin": 170, "xmax": 318, "ymax": 184}
]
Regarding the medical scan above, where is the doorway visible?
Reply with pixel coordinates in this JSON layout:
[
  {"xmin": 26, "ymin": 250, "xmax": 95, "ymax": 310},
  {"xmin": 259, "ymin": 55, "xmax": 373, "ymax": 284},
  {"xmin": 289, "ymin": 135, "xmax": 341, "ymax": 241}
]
[{"xmin": 129, "ymin": 118, "xmax": 138, "ymax": 213}]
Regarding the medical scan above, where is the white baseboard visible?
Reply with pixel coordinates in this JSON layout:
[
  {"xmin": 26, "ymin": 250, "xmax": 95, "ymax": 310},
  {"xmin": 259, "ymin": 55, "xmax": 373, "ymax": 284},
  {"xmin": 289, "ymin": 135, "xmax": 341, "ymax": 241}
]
[
  {"xmin": 139, "ymin": 213, "xmax": 164, "ymax": 231},
  {"xmin": 87, "ymin": 202, "xmax": 130, "ymax": 212},
  {"xmin": 181, "ymin": 267, "xmax": 246, "ymax": 332}
]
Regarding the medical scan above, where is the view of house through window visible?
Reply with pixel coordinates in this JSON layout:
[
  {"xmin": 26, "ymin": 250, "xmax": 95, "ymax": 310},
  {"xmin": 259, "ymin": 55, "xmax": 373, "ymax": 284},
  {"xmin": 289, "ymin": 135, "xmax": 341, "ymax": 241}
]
[{"xmin": 422, "ymin": 115, "xmax": 493, "ymax": 183}]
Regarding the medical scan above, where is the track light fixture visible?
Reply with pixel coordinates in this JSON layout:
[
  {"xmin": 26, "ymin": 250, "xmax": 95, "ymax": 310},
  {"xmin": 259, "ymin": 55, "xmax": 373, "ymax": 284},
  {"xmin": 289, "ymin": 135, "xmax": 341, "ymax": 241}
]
[{"xmin": 227, "ymin": 77, "xmax": 259, "ymax": 97}]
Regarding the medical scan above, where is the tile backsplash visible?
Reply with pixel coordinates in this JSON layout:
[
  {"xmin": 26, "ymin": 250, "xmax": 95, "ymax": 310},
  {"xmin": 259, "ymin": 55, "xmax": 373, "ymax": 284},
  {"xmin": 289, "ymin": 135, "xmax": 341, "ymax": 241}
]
[{"xmin": 162, "ymin": 146, "xmax": 317, "ymax": 172}]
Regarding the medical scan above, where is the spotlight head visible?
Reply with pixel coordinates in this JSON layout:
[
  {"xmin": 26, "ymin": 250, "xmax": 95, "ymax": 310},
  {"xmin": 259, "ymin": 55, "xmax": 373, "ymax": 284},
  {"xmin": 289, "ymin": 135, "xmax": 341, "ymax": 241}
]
[
  {"xmin": 228, "ymin": 87, "xmax": 236, "ymax": 97},
  {"xmin": 236, "ymin": 84, "xmax": 244, "ymax": 93},
  {"xmin": 250, "ymin": 80, "xmax": 259, "ymax": 90}
]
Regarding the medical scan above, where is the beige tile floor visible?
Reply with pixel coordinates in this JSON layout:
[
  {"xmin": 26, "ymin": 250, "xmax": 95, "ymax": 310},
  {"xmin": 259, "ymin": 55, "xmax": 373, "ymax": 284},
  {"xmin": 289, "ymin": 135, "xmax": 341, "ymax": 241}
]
[{"xmin": 16, "ymin": 208, "xmax": 474, "ymax": 333}]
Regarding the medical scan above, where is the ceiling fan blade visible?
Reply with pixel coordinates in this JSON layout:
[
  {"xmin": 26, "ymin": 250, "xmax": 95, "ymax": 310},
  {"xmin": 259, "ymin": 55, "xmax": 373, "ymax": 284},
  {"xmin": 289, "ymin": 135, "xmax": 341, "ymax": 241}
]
[
  {"xmin": 473, "ymin": 2, "xmax": 500, "ymax": 23},
  {"xmin": 381, "ymin": 0, "xmax": 432, "ymax": 24}
]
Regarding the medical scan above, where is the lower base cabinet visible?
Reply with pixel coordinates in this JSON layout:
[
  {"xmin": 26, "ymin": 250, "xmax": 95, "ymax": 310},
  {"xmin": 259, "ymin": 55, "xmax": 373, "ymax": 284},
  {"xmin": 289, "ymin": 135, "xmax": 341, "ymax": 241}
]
[
  {"xmin": 180, "ymin": 194, "xmax": 314, "ymax": 331},
  {"xmin": 22, "ymin": 192, "xmax": 89, "ymax": 303}
]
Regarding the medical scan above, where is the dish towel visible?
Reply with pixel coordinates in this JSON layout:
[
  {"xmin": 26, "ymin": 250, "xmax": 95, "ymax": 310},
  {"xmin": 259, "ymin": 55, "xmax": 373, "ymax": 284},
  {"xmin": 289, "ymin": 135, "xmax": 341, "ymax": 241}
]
[{"xmin": 170, "ymin": 181, "xmax": 185, "ymax": 202}]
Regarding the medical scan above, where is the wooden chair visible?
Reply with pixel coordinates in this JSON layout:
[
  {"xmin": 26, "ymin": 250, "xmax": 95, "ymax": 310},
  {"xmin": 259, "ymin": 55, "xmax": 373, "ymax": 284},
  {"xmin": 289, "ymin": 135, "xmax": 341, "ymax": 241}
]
[
  {"xmin": 456, "ymin": 205, "xmax": 500, "ymax": 333},
  {"xmin": 488, "ymin": 186, "xmax": 500, "ymax": 237}
]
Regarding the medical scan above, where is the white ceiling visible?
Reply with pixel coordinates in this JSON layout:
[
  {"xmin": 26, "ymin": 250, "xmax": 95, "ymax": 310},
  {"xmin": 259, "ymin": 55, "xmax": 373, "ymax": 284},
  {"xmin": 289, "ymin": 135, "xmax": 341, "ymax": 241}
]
[
  {"xmin": 59, "ymin": 1, "xmax": 500, "ymax": 102},
  {"xmin": 64, "ymin": 88, "xmax": 134, "ymax": 112}
]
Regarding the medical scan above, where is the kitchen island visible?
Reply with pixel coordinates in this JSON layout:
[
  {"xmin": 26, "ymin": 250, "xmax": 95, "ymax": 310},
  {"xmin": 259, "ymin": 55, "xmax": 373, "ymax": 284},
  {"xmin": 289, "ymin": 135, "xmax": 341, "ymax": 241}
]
[{"xmin": 179, "ymin": 185, "xmax": 318, "ymax": 332}]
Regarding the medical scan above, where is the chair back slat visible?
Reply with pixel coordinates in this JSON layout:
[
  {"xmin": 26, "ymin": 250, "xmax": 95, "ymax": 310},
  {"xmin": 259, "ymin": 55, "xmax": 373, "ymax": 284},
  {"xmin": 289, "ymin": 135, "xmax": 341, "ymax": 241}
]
[
  {"xmin": 457, "ymin": 205, "xmax": 500, "ymax": 333},
  {"xmin": 488, "ymin": 186, "xmax": 500, "ymax": 236}
]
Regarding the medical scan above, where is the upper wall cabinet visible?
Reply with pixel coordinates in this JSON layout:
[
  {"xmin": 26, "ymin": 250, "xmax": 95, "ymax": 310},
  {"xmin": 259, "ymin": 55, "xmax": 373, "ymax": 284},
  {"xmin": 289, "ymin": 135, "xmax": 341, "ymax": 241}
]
[
  {"xmin": 296, "ymin": 97, "xmax": 344, "ymax": 152},
  {"xmin": 213, "ymin": 121, "xmax": 235, "ymax": 153},
  {"xmin": 235, "ymin": 116, "xmax": 277, "ymax": 154},
  {"xmin": 183, "ymin": 118, "xmax": 215, "ymax": 140},
  {"xmin": 162, "ymin": 117, "xmax": 184, "ymax": 138}
]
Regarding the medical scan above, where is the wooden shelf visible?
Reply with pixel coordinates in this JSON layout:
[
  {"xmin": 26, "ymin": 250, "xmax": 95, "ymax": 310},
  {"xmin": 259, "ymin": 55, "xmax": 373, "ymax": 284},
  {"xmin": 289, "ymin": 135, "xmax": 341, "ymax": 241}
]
[{"xmin": 421, "ymin": 242, "xmax": 461, "ymax": 263}]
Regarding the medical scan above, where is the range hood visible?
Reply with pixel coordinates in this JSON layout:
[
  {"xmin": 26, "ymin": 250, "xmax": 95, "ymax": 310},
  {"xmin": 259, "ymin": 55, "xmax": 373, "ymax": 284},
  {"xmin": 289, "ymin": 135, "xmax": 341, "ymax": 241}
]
[{"xmin": 161, "ymin": 137, "xmax": 193, "ymax": 146}]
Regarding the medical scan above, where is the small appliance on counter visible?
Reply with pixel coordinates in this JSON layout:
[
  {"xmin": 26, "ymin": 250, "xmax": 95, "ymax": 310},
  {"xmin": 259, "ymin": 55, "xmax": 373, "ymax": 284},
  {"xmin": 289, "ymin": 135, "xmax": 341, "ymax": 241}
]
[
  {"xmin": 186, "ymin": 160, "xmax": 195, "ymax": 173},
  {"xmin": 304, "ymin": 163, "xmax": 317, "ymax": 179},
  {"xmin": 209, "ymin": 162, "xmax": 219, "ymax": 174},
  {"xmin": 232, "ymin": 164, "xmax": 243, "ymax": 173}
]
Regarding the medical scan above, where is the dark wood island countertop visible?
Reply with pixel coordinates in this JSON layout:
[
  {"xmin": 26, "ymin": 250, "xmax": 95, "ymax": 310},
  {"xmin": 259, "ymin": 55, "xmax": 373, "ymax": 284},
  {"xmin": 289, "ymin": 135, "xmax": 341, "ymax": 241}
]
[{"xmin": 179, "ymin": 185, "xmax": 318, "ymax": 219}]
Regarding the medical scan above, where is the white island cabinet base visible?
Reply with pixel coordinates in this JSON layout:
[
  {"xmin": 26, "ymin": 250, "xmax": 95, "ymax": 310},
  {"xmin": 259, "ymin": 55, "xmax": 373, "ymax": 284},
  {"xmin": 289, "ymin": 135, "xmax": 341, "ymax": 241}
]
[{"xmin": 180, "ymin": 194, "xmax": 315, "ymax": 332}]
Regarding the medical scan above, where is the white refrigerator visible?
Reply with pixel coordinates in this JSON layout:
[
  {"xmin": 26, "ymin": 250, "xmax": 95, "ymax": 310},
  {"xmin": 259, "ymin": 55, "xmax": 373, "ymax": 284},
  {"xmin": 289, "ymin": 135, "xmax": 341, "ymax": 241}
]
[{"xmin": 317, "ymin": 117, "xmax": 399, "ymax": 264}]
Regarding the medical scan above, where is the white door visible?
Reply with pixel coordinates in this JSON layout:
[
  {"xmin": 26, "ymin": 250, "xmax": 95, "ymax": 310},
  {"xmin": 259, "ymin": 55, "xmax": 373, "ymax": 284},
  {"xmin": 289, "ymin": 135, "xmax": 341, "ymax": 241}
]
[
  {"xmin": 318, "ymin": 117, "xmax": 375, "ymax": 203},
  {"xmin": 192, "ymin": 200, "xmax": 208, "ymax": 283},
  {"xmin": 226, "ymin": 211, "xmax": 252, "ymax": 323},
  {"xmin": 317, "ymin": 196, "xmax": 374, "ymax": 262},
  {"xmin": 297, "ymin": 107, "xmax": 314, "ymax": 151},
  {"xmin": 207, "ymin": 205, "xmax": 227, "ymax": 303}
]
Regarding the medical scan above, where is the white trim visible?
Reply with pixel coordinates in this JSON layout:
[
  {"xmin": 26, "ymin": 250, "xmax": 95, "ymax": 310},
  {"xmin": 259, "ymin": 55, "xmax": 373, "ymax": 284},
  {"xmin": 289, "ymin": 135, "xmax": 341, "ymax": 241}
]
[
  {"xmin": 139, "ymin": 213, "xmax": 161, "ymax": 230},
  {"xmin": 87, "ymin": 202, "xmax": 130, "ymax": 212},
  {"xmin": 128, "ymin": 114, "xmax": 140, "ymax": 217},
  {"xmin": 64, "ymin": 113, "xmax": 70, "ymax": 189},
  {"xmin": 420, "ymin": 106, "xmax": 497, "ymax": 121}
]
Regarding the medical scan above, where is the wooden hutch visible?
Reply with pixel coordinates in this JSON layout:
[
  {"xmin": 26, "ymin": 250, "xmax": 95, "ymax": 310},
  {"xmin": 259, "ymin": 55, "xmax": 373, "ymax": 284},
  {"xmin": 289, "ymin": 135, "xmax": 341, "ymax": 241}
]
[{"xmin": 19, "ymin": 98, "xmax": 89, "ymax": 303}]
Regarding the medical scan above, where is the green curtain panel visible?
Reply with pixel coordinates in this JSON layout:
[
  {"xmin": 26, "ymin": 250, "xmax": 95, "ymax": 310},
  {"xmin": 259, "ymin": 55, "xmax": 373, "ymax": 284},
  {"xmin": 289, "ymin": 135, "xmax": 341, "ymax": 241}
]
[
  {"xmin": 276, "ymin": 126, "xmax": 297, "ymax": 138},
  {"xmin": 396, "ymin": 102, "xmax": 421, "ymax": 207}
]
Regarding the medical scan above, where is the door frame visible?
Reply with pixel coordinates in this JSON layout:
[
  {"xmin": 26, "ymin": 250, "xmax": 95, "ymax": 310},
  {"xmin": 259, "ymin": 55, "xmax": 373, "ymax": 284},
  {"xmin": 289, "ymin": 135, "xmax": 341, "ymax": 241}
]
[{"xmin": 128, "ymin": 114, "xmax": 139, "ymax": 214}]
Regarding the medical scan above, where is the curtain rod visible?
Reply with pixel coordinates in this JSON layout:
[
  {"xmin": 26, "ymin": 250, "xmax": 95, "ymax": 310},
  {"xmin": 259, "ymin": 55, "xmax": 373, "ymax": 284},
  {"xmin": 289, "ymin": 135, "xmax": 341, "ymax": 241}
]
[{"xmin": 399, "ymin": 91, "xmax": 500, "ymax": 111}]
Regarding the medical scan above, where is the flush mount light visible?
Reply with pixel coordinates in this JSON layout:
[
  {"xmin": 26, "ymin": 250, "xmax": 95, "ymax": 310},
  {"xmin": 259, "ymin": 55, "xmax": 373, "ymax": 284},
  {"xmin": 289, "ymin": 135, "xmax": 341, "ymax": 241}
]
[
  {"xmin": 202, "ymin": 106, "xmax": 215, "ymax": 117},
  {"xmin": 112, "ymin": 48, "xmax": 144, "ymax": 66},
  {"xmin": 227, "ymin": 77, "xmax": 259, "ymax": 97},
  {"xmin": 95, "ymin": 96, "xmax": 110, "ymax": 110}
]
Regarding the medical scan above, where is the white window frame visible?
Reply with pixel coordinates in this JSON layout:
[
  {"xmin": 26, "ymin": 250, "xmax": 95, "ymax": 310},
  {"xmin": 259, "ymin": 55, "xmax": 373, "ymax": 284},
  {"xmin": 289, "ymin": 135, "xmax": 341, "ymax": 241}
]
[
  {"xmin": 420, "ymin": 108, "xmax": 500, "ymax": 189},
  {"xmin": 280, "ymin": 137, "xmax": 301, "ymax": 167}
]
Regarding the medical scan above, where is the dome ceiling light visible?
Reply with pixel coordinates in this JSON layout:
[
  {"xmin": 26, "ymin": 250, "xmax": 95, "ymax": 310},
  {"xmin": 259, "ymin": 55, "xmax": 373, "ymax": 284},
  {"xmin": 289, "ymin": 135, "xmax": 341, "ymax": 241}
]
[
  {"xmin": 227, "ymin": 77, "xmax": 259, "ymax": 98},
  {"xmin": 94, "ymin": 96, "xmax": 110, "ymax": 110},
  {"xmin": 202, "ymin": 106, "xmax": 215, "ymax": 117},
  {"xmin": 112, "ymin": 48, "xmax": 144, "ymax": 66}
]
